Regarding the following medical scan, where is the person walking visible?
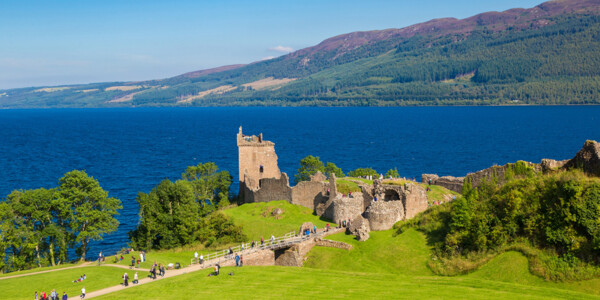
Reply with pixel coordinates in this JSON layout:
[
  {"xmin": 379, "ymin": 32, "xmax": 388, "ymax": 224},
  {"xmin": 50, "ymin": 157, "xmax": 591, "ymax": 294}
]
[
  {"xmin": 80, "ymin": 287, "xmax": 85, "ymax": 299},
  {"xmin": 199, "ymin": 253, "xmax": 204, "ymax": 265},
  {"xmin": 260, "ymin": 236, "xmax": 264, "ymax": 246},
  {"xmin": 194, "ymin": 251, "xmax": 199, "ymax": 264},
  {"xmin": 134, "ymin": 272, "xmax": 139, "ymax": 284},
  {"xmin": 62, "ymin": 292, "xmax": 67, "ymax": 300},
  {"xmin": 139, "ymin": 252, "xmax": 143, "ymax": 264},
  {"xmin": 270, "ymin": 234, "xmax": 275, "ymax": 245},
  {"xmin": 240, "ymin": 255, "xmax": 244, "ymax": 267},
  {"xmin": 235, "ymin": 253, "xmax": 240, "ymax": 267},
  {"xmin": 98, "ymin": 252, "xmax": 102, "ymax": 265},
  {"xmin": 123, "ymin": 272, "xmax": 128, "ymax": 286}
]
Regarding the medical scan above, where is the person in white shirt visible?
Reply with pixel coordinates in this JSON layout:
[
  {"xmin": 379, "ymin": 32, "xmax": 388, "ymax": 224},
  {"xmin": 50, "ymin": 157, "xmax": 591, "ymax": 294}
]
[
  {"xmin": 194, "ymin": 251, "xmax": 198, "ymax": 264},
  {"xmin": 80, "ymin": 287, "xmax": 85, "ymax": 299}
]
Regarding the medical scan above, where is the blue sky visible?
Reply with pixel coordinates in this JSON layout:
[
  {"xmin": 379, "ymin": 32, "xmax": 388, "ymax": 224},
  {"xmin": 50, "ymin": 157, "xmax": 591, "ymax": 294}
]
[{"xmin": 0, "ymin": 0, "xmax": 546, "ymax": 89}]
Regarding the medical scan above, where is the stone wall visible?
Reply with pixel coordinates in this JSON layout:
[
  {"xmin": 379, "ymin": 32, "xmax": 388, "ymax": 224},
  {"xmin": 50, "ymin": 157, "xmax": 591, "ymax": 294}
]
[
  {"xmin": 403, "ymin": 183, "xmax": 428, "ymax": 219},
  {"xmin": 243, "ymin": 249, "xmax": 275, "ymax": 266},
  {"xmin": 244, "ymin": 173, "xmax": 292, "ymax": 203},
  {"xmin": 274, "ymin": 240, "xmax": 316, "ymax": 267},
  {"xmin": 291, "ymin": 174, "xmax": 328, "ymax": 209},
  {"xmin": 421, "ymin": 174, "xmax": 464, "ymax": 193},
  {"xmin": 315, "ymin": 239, "xmax": 353, "ymax": 250},
  {"xmin": 331, "ymin": 195, "xmax": 364, "ymax": 224},
  {"xmin": 365, "ymin": 200, "xmax": 405, "ymax": 231}
]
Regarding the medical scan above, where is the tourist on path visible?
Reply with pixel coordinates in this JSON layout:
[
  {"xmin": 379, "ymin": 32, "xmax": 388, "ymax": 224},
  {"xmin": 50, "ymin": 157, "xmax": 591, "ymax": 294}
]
[
  {"xmin": 235, "ymin": 253, "xmax": 240, "ymax": 267},
  {"xmin": 140, "ymin": 252, "xmax": 143, "ymax": 263},
  {"xmin": 261, "ymin": 236, "xmax": 264, "ymax": 246},
  {"xmin": 160, "ymin": 264, "xmax": 165, "ymax": 277},
  {"xmin": 199, "ymin": 253, "xmax": 204, "ymax": 264},
  {"xmin": 134, "ymin": 272, "xmax": 139, "ymax": 284},
  {"xmin": 98, "ymin": 252, "xmax": 102, "ymax": 265},
  {"xmin": 270, "ymin": 234, "xmax": 275, "ymax": 245},
  {"xmin": 80, "ymin": 287, "xmax": 85, "ymax": 299},
  {"xmin": 240, "ymin": 255, "xmax": 244, "ymax": 267},
  {"xmin": 62, "ymin": 292, "xmax": 67, "ymax": 300},
  {"xmin": 194, "ymin": 251, "xmax": 199, "ymax": 264},
  {"xmin": 123, "ymin": 272, "xmax": 129, "ymax": 286}
]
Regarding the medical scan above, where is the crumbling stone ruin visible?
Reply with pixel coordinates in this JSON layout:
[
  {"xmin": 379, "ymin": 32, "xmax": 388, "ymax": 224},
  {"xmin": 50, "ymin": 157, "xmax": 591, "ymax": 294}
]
[
  {"xmin": 421, "ymin": 140, "xmax": 600, "ymax": 192},
  {"xmin": 564, "ymin": 140, "xmax": 600, "ymax": 176},
  {"xmin": 237, "ymin": 128, "xmax": 431, "ymax": 241}
]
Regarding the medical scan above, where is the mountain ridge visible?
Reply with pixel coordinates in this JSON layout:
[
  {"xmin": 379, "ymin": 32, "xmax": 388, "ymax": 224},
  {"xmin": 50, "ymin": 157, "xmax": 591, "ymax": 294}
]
[{"xmin": 2, "ymin": 0, "xmax": 600, "ymax": 108}]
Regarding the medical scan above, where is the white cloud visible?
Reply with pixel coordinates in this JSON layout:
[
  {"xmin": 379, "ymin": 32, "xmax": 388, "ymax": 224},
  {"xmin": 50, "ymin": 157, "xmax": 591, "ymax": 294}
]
[{"xmin": 268, "ymin": 45, "xmax": 294, "ymax": 53}]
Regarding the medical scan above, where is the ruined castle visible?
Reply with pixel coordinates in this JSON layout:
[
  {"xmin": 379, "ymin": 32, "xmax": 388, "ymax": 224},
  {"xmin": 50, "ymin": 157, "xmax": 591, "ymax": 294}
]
[
  {"xmin": 237, "ymin": 127, "xmax": 429, "ymax": 240},
  {"xmin": 237, "ymin": 128, "xmax": 600, "ymax": 241}
]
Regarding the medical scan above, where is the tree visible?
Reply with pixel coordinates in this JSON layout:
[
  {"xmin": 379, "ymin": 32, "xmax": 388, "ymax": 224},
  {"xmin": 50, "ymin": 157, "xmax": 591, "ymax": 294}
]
[
  {"xmin": 294, "ymin": 155, "xmax": 325, "ymax": 183},
  {"xmin": 57, "ymin": 170, "xmax": 121, "ymax": 261},
  {"xmin": 130, "ymin": 162, "xmax": 245, "ymax": 251},
  {"xmin": 181, "ymin": 162, "xmax": 232, "ymax": 210},
  {"xmin": 324, "ymin": 162, "xmax": 345, "ymax": 178},
  {"xmin": 385, "ymin": 168, "xmax": 400, "ymax": 179},
  {"xmin": 348, "ymin": 168, "xmax": 378, "ymax": 178},
  {"xmin": 7, "ymin": 188, "xmax": 62, "ymax": 267}
]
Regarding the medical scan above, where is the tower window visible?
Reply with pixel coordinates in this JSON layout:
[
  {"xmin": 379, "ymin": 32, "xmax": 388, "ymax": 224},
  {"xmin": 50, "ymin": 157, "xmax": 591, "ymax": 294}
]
[{"xmin": 260, "ymin": 165, "xmax": 264, "ymax": 173}]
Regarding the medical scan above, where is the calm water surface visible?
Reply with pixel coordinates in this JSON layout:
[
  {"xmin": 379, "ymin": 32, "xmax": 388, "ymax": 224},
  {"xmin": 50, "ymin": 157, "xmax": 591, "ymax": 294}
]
[{"xmin": 1, "ymin": 106, "xmax": 599, "ymax": 257}]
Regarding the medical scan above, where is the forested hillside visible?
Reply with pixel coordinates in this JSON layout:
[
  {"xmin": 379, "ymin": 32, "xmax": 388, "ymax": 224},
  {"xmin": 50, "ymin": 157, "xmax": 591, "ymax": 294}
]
[{"xmin": 1, "ymin": 0, "xmax": 599, "ymax": 108}]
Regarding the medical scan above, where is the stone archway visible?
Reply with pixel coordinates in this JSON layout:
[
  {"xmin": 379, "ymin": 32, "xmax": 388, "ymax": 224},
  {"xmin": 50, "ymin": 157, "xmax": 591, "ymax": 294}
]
[{"xmin": 384, "ymin": 190, "xmax": 400, "ymax": 201}]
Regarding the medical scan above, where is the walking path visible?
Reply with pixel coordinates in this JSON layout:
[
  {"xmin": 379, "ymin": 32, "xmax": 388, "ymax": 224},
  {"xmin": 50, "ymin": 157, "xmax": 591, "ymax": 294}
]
[{"xmin": 77, "ymin": 227, "xmax": 344, "ymax": 299}]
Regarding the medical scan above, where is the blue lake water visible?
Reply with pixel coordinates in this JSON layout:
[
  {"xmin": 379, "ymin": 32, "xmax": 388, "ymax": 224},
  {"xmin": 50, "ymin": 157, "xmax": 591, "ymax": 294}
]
[{"xmin": 1, "ymin": 106, "xmax": 599, "ymax": 258}]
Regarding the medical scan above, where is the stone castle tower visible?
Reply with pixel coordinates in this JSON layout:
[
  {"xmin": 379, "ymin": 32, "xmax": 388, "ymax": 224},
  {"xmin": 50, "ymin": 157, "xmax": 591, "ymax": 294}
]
[{"xmin": 237, "ymin": 127, "xmax": 281, "ymax": 196}]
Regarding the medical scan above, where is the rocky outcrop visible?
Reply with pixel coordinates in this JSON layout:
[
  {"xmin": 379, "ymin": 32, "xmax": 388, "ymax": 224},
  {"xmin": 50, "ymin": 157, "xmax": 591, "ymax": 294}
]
[
  {"xmin": 541, "ymin": 158, "xmax": 568, "ymax": 172},
  {"xmin": 298, "ymin": 222, "xmax": 315, "ymax": 235},
  {"xmin": 347, "ymin": 215, "xmax": 371, "ymax": 241},
  {"xmin": 563, "ymin": 140, "xmax": 600, "ymax": 177}
]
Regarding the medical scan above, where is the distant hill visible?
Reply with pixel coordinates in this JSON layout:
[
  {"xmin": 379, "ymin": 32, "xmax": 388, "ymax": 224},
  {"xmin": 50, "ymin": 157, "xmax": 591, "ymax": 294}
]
[{"xmin": 2, "ymin": 0, "xmax": 600, "ymax": 108}]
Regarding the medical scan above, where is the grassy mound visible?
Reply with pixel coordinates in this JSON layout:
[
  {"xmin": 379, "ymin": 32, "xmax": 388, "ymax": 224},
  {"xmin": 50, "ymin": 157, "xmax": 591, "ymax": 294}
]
[
  {"xmin": 222, "ymin": 200, "xmax": 331, "ymax": 239},
  {"xmin": 0, "ymin": 266, "xmax": 149, "ymax": 300},
  {"xmin": 305, "ymin": 229, "xmax": 432, "ymax": 276}
]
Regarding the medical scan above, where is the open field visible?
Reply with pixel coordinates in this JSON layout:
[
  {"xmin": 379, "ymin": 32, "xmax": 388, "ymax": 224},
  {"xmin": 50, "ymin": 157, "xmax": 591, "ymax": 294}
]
[
  {"xmin": 6, "ymin": 202, "xmax": 600, "ymax": 299},
  {"xmin": 0, "ymin": 266, "xmax": 149, "ymax": 299}
]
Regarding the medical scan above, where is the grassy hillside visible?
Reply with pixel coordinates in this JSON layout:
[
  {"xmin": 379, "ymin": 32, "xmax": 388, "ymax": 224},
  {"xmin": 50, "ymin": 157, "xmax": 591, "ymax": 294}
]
[
  {"xmin": 222, "ymin": 200, "xmax": 332, "ymax": 239},
  {"xmin": 4, "ymin": 201, "xmax": 600, "ymax": 298},
  {"xmin": 305, "ymin": 229, "xmax": 432, "ymax": 276}
]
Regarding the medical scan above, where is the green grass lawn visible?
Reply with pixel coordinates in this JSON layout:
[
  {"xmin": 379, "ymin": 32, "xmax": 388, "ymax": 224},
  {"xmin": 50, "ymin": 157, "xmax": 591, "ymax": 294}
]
[
  {"xmin": 305, "ymin": 229, "xmax": 432, "ymax": 276},
  {"xmin": 7, "ymin": 202, "xmax": 600, "ymax": 299},
  {"xmin": 0, "ymin": 262, "xmax": 84, "ymax": 278},
  {"xmin": 0, "ymin": 266, "xmax": 149, "ymax": 300},
  {"xmin": 222, "ymin": 200, "xmax": 331, "ymax": 239},
  {"xmin": 94, "ymin": 264, "xmax": 599, "ymax": 299},
  {"xmin": 336, "ymin": 179, "xmax": 362, "ymax": 194}
]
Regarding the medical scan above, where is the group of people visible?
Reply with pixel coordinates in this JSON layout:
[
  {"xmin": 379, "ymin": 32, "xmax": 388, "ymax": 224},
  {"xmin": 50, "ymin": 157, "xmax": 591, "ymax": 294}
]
[
  {"xmin": 234, "ymin": 253, "xmax": 244, "ymax": 267},
  {"xmin": 149, "ymin": 263, "xmax": 165, "ymax": 279},
  {"xmin": 72, "ymin": 274, "xmax": 87, "ymax": 283},
  {"xmin": 122, "ymin": 272, "xmax": 139, "ymax": 286},
  {"xmin": 338, "ymin": 218, "xmax": 351, "ymax": 228},
  {"xmin": 35, "ymin": 289, "xmax": 68, "ymax": 300}
]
